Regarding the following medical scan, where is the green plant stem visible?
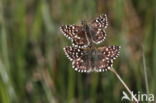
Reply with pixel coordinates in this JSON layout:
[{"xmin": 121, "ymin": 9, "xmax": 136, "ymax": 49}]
[
  {"xmin": 109, "ymin": 67, "xmax": 139, "ymax": 103},
  {"xmin": 142, "ymin": 49, "xmax": 149, "ymax": 103}
]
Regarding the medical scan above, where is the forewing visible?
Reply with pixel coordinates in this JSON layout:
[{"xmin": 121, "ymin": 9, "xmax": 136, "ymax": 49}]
[
  {"xmin": 60, "ymin": 25, "xmax": 83, "ymax": 39},
  {"xmin": 63, "ymin": 46, "xmax": 84, "ymax": 61},
  {"xmin": 89, "ymin": 14, "xmax": 108, "ymax": 44},
  {"xmin": 98, "ymin": 45, "xmax": 121, "ymax": 60},
  {"xmin": 60, "ymin": 25, "xmax": 89, "ymax": 48},
  {"xmin": 94, "ymin": 45, "xmax": 120, "ymax": 72},
  {"xmin": 90, "ymin": 14, "xmax": 108, "ymax": 29}
]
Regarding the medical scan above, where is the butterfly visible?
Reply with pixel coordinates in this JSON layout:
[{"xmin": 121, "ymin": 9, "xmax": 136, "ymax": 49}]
[
  {"xmin": 63, "ymin": 45, "xmax": 120, "ymax": 73},
  {"xmin": 60, "ymin": 14, "xmax": 108, "ymax": 48}
]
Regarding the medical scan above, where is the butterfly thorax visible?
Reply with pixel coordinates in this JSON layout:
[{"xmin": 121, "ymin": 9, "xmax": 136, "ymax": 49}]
[{"xmin": 81, "ymin": 20, "xmax": 93, "ymax": 46}]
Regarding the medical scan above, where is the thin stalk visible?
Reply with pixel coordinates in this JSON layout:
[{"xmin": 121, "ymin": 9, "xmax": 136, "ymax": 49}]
[
  {"xmin": 143, "ymin": 50, "xmax": 149, "ymax": 103},
  {"xmin": 109, "ymin": 67, "xmax": 139, "ymax": 103}
]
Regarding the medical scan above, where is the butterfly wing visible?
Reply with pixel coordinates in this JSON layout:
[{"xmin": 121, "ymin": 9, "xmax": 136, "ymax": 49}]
[
  {"xmin": 90, "ymin": 14, "xmax": 108, "ymax": 29},
  {"xmin": 64, "ymin": 46, "xmax": 91, "ymax": 72},
  {"xmin": 60, "ymin": 25, "xmax": 82, "ymax": 39},
  {"xmin": 72, "ymin": 55, "xmax": 91, "ymax": 73},
  {"xmin": 98, "ymin": 45, "xmax": 121, "ymax": 60},
  {"xmin": 71, "ymin": 35, "xmax": 89, "ymax": 48},
  {"xmin": 94, "ymin": 46, "xmax": 120, "ymax": 72},
  {"xmin": 93, "ymin": 56, "xmax": 113, "ymax": 72},
  {"xmin": 90, "ymin": 28, "xmax": 106, "ymax": 44},
  {"xmin": 63, "ymin": 46, "xmax": 84, "ymax": 61},
  {"xmin": 89, "ymin": 14, "xmax": 108, "ymax": 44},
  {"xmin": 60, "ymin": 25, "xmax": 89, "ymax": 48}
]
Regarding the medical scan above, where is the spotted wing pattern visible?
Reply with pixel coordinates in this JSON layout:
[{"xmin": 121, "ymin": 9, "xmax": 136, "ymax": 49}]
[
  {"xmin": 90, "ymin": 28, "xmax": 106, "ymax": 44},
  {"xmin": 64, "ymin": 46, "xmax": 90, "ymax": 72},
  {"xmin": 89, "ymin": 14, "xmax": 108, "ymax": 44},
  {"xmin": 94, "ymin": 46, "xmax": 121, "ymax": 72},
  {"xmin": 98, "ymin": 45, "xmax": 121, "ymax": 60},
  {"xmin": 90, "ymin": 14, "xmax": 108, "ymax": 29},
  {"xmin": 60, "ymin": 25, "xmax": 89, "ymax": 48},
  {"xmin": 63, "ymin": 46, "xmax": 84, "ymax": 61},
  {"xmin": 72, "ymin": 55, "xmax": 91, "ymax": 73}
]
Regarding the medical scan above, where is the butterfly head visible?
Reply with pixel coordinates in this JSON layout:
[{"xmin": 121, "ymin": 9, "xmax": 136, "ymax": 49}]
[
  {"xmin": 81, "ymin": 19, "xmax": 87, "ymax": 25},
  {"xmin": 81, "ymin": 20, "xmax": 89, "ymax": 30}
]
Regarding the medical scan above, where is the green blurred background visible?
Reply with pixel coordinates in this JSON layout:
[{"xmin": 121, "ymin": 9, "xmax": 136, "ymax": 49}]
[{"xmin": 0, "ymin": 0, "xmax": 156, "ymax": 103}]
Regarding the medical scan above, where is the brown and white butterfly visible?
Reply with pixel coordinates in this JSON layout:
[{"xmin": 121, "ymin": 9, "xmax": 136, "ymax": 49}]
[
  {"xmin": 60, "ymin": 14, "xmax": 108, "ymax": 48},
  {"xmin": 63, "ymin": 45, "xmax": 120, "ymax": 73}
]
